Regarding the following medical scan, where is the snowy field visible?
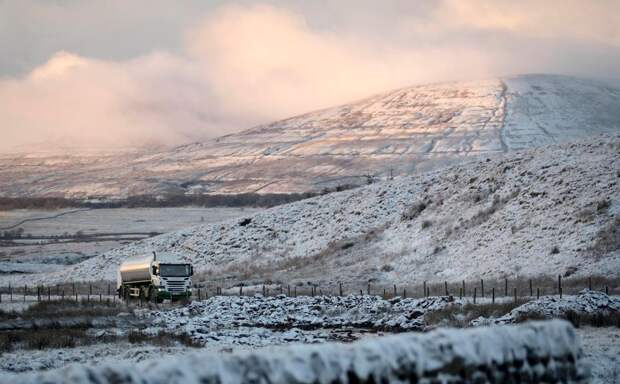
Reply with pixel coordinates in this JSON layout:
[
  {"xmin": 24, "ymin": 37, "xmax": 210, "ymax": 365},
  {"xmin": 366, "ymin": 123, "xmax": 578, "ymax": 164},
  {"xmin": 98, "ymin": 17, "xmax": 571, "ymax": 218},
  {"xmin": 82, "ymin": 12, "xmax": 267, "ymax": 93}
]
[
  {"xmin": 1, "ymin": 290, "xmax": 618, "ymax": 381},
  {"xmin": 0, "ymin": 207, "xmax": 260, "ymax": 275},
  {"xmin": 12, "ymin": 135, "xmax": 618, "ymax": 287}
]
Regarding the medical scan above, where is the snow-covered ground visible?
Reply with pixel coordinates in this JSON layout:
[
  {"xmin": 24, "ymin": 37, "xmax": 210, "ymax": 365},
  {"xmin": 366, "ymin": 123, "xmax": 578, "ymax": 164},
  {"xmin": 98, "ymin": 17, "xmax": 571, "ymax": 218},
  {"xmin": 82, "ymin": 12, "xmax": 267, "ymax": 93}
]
[
  {"xmin": 0, "ymin": 207, "xmax": 259, "ymax": 277},
  {"xmin": 9, "ymin": 134, "xmax": 618, "ymax": 286},
  {"xmin": 472, "ymin": 289, "xmax": 620, "ymax": 325},
  {"xmin": 1, "ymin": 74, "xmax": 618, "ymax": 197}
]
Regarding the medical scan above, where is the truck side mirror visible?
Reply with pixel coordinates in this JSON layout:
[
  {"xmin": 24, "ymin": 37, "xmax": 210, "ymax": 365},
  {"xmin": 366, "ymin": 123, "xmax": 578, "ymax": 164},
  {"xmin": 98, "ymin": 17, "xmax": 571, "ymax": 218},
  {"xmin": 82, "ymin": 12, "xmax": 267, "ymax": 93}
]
[
  {"xmin": 152, "ymin": 265, "xmax": 158, "ymax": 275},
  {"xmin": 190, "ymin": 266, "xmax": 194, "ymax": 276}
]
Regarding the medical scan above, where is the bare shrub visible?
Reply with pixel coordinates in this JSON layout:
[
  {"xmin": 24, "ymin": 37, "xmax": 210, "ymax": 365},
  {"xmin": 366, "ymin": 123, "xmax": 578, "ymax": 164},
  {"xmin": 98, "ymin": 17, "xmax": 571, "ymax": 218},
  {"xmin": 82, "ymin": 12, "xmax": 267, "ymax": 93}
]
[{"xmin": 401, "ymin": 200, "xmax": 427, "ymax": 221}]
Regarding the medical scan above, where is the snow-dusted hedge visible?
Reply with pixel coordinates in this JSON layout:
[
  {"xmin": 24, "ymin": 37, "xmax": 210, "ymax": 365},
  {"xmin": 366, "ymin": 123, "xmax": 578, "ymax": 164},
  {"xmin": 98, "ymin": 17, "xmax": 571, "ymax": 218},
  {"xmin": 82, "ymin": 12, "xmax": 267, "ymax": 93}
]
[{"xmin": 4, "ymin": 320, "xmax": 587, "ymax": 384}]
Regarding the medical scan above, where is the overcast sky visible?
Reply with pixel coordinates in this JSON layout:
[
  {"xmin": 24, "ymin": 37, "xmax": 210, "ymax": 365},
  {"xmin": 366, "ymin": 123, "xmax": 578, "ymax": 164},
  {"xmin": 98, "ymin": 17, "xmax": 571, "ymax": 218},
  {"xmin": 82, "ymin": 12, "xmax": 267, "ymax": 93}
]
[{"xmin": 1, "ymin": 0, "xmax": 619, "ymax": 152}]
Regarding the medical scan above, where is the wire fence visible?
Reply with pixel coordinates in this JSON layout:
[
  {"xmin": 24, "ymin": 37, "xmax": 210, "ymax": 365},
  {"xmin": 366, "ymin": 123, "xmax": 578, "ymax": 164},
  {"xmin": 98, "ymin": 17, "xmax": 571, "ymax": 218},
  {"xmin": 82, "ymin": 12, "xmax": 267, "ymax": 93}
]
[{"xmin": 0, "ymin": 275, "xmax": 617, "ymax": 307}]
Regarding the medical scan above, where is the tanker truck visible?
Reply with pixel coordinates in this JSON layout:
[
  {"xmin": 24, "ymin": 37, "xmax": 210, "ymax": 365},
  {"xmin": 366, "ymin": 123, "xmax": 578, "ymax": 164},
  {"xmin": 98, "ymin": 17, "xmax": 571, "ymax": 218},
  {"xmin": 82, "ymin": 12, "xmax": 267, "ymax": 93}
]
[{"xmin": 117, "ymin": 252, "xmax": 193, "ymax": 302}]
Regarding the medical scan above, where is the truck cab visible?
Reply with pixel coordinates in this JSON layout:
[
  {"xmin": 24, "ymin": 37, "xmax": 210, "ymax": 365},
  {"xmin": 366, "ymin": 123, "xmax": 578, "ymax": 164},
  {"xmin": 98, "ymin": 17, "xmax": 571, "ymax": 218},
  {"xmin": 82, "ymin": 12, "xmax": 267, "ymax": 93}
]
[{"xmin": 151, "ymin": 262, "xmax": 193, "ymax": 301}]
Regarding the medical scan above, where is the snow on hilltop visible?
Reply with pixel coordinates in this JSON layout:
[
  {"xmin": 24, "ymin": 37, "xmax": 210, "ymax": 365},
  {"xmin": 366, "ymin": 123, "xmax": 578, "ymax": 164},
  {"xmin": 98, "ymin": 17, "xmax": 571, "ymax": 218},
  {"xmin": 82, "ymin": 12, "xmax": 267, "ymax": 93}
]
[
  {"xmin": 15, "ymin": 134, "xmax": 619, "ymax": 285},
  {"xmin": 1, "ymin": 74, "xmax": 619, "ymax": 197}
]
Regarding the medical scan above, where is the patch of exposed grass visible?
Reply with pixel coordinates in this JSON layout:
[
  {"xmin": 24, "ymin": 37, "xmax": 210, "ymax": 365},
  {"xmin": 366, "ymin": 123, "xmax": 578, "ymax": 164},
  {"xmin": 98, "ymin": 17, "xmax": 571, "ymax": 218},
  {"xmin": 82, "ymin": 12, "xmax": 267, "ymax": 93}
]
[
  {"xmin": 0, "ymin": 299, "xmax": 124, "ymax": 321},
  {"xmin": 424, "ymin": 300, "xmax": 529, "ymax": 328}
]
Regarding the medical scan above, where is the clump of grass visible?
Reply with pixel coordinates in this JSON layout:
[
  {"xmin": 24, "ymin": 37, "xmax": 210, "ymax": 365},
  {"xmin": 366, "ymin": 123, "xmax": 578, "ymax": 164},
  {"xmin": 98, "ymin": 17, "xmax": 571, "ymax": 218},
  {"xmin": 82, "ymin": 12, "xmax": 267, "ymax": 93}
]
[
  {"xmin": 424, "ymin": 300, "xmax": 529, "ymax": 328},
  {"xmin": 0, "ymin": 299, "xmax": 124, "ymax": 321}
]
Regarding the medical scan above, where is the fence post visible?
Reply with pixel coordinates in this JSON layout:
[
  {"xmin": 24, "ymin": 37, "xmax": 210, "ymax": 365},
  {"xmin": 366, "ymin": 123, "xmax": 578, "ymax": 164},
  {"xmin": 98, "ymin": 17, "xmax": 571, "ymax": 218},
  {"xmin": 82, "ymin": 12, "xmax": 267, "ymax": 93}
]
[
  {"xmin": 480, "ymin": 279, "xmax": 484, "ymax": 298},
  {"xmin": 367, "ymin": 282, "xmax": 370, "ymax": 295},
  {"xmin": 24, "ymin": 285, "xmax": 27, "ymax": 303},
  {"xmin": 514, "ymin": 287, "xmax": 517, "ymax": 303},
  {"xmin": 48, "ymin": 286, "xmax": 50, "ymax": 301},
  {"xmin": 537, "ymin": 287, "xmax": 540, "ymax": 300},
  {"xmin": 606, "ymin": 286, "xmax": 609, "ymax": 295},
  {"xmin": 294, "ymin": 286, "xmax": 297, "ymax": 297},
  {"xmin": 558, "ymin": 275, "xmax": 562, "ymax": 298},
  {"xmin": 473, "ymin": 287, "xmax": 477, "ymax": 304},
  {"xmin": 198, "ymin": 288, "xmax": 201, "ymax": 300},
  {"xmin": 426, "ymin": 286, "xmax": 430, "ymax": 298},
  {"xmin": 459, "ymin": 287, "xmax": 463, "ymax": 299},
  {"xmin": 383, "ymin": 288, "xmax": 386, "ymax": 299},
  {"xmin": 9, "ymin": 284, "xmax": 12, "ymax": 302},
  {"xmin": 444, "ymin": 281, "xmax": 448, "ymax": 296},
  {"xmin": 505, "ymin": 278, "xmax": 508, "ymax": 296},
  {"xmin": 393, "ymin": 284, "xmax": 397, "ymax": 298},
  {"xmin": 492, "ymin": 287, "xmax": 495, "ymax": 304},
  {"xmin": 89, "ymin": 284, "xmax": 92, "ymax": 302},
  {"xmin": 288, "ymin": 285, "xmax": 291, "ymax": 297},
  {"xmin": 462, "ymin": 280, "xmax": 465, "ymax": 298},
  {"xmin": 423, "ymin": 281, "xmax": 427, "ymax": 298},
  {"xmin": 403, "ymin": 288, "xmax": 407, "ymax": 298},
  {"xmin": 107, "ymin": 284, "xmax": 110, "ymax": 297},
  {"xmin": 37, "ymin": 286, "xmax": 40, "ymax": 302},
  {"xmin": 62, "ymin": 290, "xmax": 64, "ymax": 301},
  {"xmin": 529, "ymin": 279, "xmax": 533, "ymax": 297},
  {"xmin": 338, "ymin": 283, "xmax": 342, "ymax": 297},
  {"xmin": 239, "ymin": 284, "xmax": 243, "ymax": 296},
  {"xmin": 588, "ymin": 277, "xmax": 592, "ymax": 291}
]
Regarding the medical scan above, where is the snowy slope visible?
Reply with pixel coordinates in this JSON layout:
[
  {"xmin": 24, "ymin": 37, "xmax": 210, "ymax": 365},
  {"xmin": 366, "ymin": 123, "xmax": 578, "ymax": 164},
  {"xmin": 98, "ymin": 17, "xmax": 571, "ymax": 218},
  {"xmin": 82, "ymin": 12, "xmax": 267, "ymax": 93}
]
[
  {"xmin": 9, "ymin": 134, "xmax": 618, "ymax": 285},
  {"xmin": 1, "ymin": 74, "xmax": 618, "ymax": 197}
]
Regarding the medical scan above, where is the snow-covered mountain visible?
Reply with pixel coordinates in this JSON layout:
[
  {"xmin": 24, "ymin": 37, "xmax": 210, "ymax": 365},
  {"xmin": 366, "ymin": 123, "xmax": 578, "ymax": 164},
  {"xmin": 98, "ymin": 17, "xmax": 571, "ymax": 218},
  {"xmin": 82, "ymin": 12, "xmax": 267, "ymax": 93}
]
[
  {"xmin": 11, "ymin": 134, "xmax": 618, "ymax": 285},
  {"xmin": 1, "ymin": 74, "xmax": 618, "ymax": 198}
]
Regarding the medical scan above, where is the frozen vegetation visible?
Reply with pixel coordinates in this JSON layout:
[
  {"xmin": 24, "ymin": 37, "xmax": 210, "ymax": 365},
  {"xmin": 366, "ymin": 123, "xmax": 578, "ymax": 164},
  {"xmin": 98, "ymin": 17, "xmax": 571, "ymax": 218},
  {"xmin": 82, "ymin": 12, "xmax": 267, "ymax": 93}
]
[
  {"xmin": 472, "ymin": 289, "xmax": 620, "ymax": 326},
  {"xmin": 10, "ymin": 134, "xmax": 618, "ymax": 286}
]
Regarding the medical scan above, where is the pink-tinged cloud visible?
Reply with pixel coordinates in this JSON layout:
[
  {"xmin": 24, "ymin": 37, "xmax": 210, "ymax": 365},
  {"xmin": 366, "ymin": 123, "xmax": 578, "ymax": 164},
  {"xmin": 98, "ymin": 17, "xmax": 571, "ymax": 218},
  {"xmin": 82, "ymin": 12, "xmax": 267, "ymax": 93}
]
[{"xmin": 0, "ymin": 2, "xmax": 618, "ymax": 152}]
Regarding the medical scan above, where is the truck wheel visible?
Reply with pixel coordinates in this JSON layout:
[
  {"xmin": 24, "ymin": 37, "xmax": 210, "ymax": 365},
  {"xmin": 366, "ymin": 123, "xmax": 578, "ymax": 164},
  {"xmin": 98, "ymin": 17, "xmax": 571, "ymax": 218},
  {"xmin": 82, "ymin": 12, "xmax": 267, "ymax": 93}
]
[{"xmin": 149, "ymin": 288, "xmax": 159, "ymax": 304}]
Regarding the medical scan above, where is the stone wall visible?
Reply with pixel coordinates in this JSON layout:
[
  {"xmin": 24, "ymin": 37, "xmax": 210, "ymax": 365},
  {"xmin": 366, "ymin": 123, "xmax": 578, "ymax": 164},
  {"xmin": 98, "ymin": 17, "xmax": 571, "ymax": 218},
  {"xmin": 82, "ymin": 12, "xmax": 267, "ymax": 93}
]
[{"xmin": 3, "ymin": 320, "xmax": 588, "ymax": 384}]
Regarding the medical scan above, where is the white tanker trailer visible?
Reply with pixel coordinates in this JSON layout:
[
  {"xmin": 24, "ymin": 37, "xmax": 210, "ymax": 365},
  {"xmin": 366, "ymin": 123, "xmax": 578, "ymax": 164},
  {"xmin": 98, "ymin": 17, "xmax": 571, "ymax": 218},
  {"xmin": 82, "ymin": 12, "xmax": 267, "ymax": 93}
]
[{"xmin": 117, "ymin": 252, "xmax": 193, "ymax": 302}]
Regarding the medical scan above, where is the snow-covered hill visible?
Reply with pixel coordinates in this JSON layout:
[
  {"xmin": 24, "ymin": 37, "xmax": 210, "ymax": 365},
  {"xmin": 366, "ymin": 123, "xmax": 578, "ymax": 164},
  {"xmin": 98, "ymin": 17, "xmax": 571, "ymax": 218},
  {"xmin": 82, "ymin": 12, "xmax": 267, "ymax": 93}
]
[
  {"xmin": 11, "ymin": 134, "xmax": 619, "ymax": 285},
  {"xmin": 1, "ymin": 74, "xmax": 618, "ymax": 197}
]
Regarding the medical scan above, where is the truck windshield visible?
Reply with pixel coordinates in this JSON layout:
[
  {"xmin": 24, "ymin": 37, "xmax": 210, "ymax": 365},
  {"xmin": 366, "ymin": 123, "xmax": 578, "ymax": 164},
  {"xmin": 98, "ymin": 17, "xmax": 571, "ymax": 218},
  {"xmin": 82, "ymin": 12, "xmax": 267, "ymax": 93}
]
[{"xmin": 159, "ymin": 264, "xmax": 190, "ymax": 277}]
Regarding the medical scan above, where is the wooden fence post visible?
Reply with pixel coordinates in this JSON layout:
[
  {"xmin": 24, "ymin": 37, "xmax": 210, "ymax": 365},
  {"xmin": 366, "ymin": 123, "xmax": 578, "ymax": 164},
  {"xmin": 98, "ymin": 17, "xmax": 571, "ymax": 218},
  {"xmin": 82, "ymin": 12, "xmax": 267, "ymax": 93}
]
[
  {"xmin": 239, "ymin": 284, "xmax": 243, "ymax": 296},
  {"xmin": 48, "ymin": 286, "xmax": 50, "ymax": 301},
  {"xmin": 537, "ymin": 287, "xmax": 540, "ymax": 300},
  {"xmin": 514, "ymin": 287, "xmax": 517, "ymax": 303},
  {"xmin": 462, "ymin": 280, "xmax": 465, "ymax": 298},
  {"xmin": 367, "ymin": 282, "xmax": 370, "ymax": 295},
  {"xmin": 9, "ymin": 284, "xmax": 12, "ymax": 302},
  {"xmin": 459, "ymin": 287, "xmax": 463, "ymax": 299},
  {"xmin": 444, "ymin": 281, "xmax": 448, "ymax": 296},
  {"xmin": 294, "ymin": 286, "xmax": 297, "ymax": 297},
  {"xmin": 492, "ymin": 287, "xmax": 495, "ymax": 304},
  {"xmin": 72, "ymin": 283, "xmax": 76, "ymax": 301},
  {"xmin": 606, "ymin": 286, "xmax": 609, "ymax": 295},
  {"xmin": 558, "ymin": 275, "xmax": 562, "ymax": 298},
  {"xmin": 505, "ymin": 278, "xmax": 508, "ymax": 296},
  {"xmin": 393, "ymin": 284, "xmax": 397, "ymax": 298},
  {"xmin": 88, "ymin": 284, "xmax": 92, "ymax": 302},
  {"xmin": 37, "ymin": 286, "xmax": 40, "ymax": 302},
  {"xmin": 288, "ymin": 285, "xmax": 291, "ymax": 297},
  {"xmin": 107, "ymin": 284, "xmax": 111, "ymax": 297},
  {"xmin": 62, "ymin": 290, "xmax": 64, "ymax": 301},
  {"xmin": 480, "ymin": 279, "xmax": 484, "ymax": 298},
  {"xmin": 338, "ymin": 283, "xmax": 342, "ymax": 297},
  {"xmin": 403, "ymin": 288, "xmax": 407, "ymax": 298},
  {"xmin": 360, "ymin": 289, "xmax": 363, "ymax": 296},
  {"xmin": 383, "ymin": 288, "xmax": 386, "ymax": 299},
  {"xmin": 473, "ymin": 287, "xmax": 477, "ymax": 304},
  {"xmin": 588, "ymin": 277, "xmax": 592, "ymax": 291},
  {"xmin": 529, "ymin": 279, "xmax": 533, "ymax": 297},
  {"xmin": 426, "ymin": 286, "xmax": 430, "ymax": 298},
  {"xmin": 24, "ymin": 285, "xmax": 27, "ymax": 303},
  {"xmin": 423, "ymin": 281, "xmax": 427, "ymax": 298}
]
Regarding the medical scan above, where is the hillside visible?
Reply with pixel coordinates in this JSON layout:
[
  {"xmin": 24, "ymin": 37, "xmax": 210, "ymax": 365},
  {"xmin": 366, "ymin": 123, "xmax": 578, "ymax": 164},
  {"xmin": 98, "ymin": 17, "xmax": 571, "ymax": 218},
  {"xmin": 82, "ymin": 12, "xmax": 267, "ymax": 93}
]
[
  {"xmin": 1, "ymin": 74, "xmax": 619, "ymax": 198},
  {"xmin": 11, "ymin": 135, "xmax": 619, "ymax": 286}
]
